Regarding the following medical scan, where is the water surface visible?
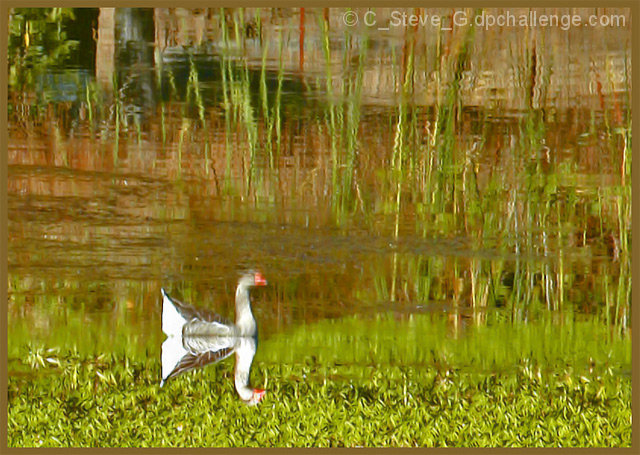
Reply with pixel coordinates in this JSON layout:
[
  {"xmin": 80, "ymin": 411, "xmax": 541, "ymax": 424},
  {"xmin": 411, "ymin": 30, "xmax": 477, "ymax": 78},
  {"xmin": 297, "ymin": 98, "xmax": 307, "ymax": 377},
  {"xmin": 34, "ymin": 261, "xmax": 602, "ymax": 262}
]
[{"xmin": 7, "ymin": 7, "xmax": 632, "ymax": 447}]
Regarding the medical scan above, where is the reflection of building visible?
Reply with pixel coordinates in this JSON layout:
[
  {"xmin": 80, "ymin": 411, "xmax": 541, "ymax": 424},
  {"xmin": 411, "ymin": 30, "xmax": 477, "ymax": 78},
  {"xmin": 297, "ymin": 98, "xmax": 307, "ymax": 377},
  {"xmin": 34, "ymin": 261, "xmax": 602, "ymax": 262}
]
[
  {"xmin": 91, "ymin": 7, "xmax": 632, "ymax": 111},
  {"xmin": 96, "ymin": 8, "xmax": 156, "ymax": 123}
]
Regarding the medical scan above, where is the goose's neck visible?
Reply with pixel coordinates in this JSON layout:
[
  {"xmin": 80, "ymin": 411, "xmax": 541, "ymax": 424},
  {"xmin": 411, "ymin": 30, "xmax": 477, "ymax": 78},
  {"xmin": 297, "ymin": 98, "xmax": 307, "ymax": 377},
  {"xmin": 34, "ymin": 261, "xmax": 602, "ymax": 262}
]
[
  {"xmin": 234, "ymin": 338, "xmax": 257, "ymax": 401},
  {"xmin": 235, "ymin": 283, "xmax": 256, "ymax": 336},
  {"xmin": 234, "ymin": 371, "xmax": 254, "ymax": 401}
]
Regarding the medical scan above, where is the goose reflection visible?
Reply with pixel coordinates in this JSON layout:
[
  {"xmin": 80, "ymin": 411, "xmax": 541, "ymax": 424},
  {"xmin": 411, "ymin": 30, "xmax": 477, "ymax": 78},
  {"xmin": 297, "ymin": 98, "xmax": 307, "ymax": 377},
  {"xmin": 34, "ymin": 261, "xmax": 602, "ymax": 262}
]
[{"xmin": 160, "ymin": 272, "xmax": 267, "ymax": 405}]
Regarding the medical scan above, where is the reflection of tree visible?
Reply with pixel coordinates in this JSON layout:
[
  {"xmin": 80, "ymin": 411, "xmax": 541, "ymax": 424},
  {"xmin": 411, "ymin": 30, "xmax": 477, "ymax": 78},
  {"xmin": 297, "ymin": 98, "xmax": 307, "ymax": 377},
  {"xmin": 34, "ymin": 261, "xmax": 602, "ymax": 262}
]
[
  {"xmin": 95, "ymin": 8, "xmax": 115, "ymax": 89},
  {"xmin": 9, "ymin": 9, "xmax": 98, "ymax": 93},
  {"xmin": 9, "ymin": 9, "xmax": 79, "ymax": 92}
]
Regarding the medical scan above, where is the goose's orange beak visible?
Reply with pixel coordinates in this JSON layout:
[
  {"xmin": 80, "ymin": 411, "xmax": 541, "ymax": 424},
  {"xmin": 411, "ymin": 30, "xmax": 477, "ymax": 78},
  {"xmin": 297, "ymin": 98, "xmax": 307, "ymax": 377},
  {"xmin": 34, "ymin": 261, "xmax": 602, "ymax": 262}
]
[
  {"xmin": 254, "ymin": 388, "xmax": 266, "ymax": 402},
  {"xmin": 254, "ymin": 272, "xmax": 267, "ymax": 286}
]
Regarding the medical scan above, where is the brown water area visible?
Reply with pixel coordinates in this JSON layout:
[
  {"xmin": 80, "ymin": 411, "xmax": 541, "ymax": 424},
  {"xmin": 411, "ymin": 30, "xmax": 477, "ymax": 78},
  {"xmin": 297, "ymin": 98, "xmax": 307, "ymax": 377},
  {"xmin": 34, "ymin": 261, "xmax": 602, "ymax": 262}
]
[{"xmin": 7, "ymin": 6, "xmax": 630, "ymax": 406}]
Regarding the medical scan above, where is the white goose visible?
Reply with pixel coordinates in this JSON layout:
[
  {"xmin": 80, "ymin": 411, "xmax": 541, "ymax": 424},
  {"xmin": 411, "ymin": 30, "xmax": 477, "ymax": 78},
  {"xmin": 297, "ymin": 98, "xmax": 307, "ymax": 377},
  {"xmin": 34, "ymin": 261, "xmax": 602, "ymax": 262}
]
[{"xmin": 160, "ymin": 271, "xmax": 267, "ymax": 405}]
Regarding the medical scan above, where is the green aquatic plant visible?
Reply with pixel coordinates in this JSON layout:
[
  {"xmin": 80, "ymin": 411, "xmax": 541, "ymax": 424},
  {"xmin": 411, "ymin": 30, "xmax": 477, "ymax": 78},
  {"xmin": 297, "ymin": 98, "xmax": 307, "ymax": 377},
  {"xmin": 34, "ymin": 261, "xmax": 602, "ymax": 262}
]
[{"xmin": 8, "ymin": 313, "xmax": 631, "ymax": 448}]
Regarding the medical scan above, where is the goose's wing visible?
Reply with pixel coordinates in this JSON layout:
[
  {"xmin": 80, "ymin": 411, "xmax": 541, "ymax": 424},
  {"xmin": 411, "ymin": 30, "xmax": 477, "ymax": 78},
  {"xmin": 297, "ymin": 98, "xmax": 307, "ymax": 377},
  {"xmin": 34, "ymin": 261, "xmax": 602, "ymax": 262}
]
[
  {"xmin": 161, "ymin": 346, "xmax": 235, "ymax": 386},
  {"xmin": 162, "ymin": 289, "xmax": 232, "ymax": 328}
]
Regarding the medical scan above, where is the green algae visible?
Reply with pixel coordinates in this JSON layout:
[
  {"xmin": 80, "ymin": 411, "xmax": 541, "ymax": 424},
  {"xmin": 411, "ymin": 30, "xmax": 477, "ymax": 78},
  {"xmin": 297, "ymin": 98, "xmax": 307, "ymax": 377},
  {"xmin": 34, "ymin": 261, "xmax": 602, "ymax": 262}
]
[{"xmin": 8, "ymin": 313, "xmax": 631, "ymax": 447}]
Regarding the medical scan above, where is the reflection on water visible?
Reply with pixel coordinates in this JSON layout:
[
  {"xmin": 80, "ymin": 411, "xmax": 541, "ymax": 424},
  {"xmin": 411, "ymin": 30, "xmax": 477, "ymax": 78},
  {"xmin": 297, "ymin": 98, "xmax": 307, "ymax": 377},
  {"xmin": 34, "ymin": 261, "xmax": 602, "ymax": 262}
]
[
  {"xmin": 161, "ymin": 273, "xmax": 267, "ymax": 405},
  {"xmin": 8, "ymin": 4, "xmax": 631, "ymax": 374}
]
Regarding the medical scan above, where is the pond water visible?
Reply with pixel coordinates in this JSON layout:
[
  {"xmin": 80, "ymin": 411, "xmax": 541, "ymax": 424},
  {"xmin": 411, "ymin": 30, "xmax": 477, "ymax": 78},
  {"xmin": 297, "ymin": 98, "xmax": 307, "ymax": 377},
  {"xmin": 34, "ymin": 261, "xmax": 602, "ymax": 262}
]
[{"xmin": 7, "ymin": 7, "xmax": 632, "ymax": 447}]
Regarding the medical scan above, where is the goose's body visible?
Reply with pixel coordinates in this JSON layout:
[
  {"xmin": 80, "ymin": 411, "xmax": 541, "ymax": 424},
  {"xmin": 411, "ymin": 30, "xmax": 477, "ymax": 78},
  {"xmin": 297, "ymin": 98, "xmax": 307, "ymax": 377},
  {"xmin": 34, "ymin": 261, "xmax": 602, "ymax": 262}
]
[
  {"xmin": 161, "ymin": 289, "xmax": 233, "ymax": 337},
  {"xmin": 162, "ymin": 272, "xmax": 266, "ymax": 338},
  {"xmin": 160, "ymin": 271, "xmax": 267, "ymax": 405}
]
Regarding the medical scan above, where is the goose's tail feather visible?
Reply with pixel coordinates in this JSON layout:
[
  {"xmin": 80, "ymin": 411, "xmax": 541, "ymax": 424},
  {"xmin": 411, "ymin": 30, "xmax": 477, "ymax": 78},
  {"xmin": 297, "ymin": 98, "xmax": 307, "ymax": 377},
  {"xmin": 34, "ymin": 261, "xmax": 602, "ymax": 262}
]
[
  {"xmin": 160, "ymin": 335, "xmax": 188, "ymax": 387},
  {"xmin": 161, "ymin": 288, "xmax": 187, "ymax": 337}
]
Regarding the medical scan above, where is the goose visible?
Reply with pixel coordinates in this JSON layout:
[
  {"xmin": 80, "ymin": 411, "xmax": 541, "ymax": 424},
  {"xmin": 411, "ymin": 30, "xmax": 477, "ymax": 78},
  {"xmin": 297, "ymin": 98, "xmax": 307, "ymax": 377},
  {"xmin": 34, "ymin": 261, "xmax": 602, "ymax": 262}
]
[{"xmin": 160, "ymin": 271, "xmax": 267, "ymax": 405}]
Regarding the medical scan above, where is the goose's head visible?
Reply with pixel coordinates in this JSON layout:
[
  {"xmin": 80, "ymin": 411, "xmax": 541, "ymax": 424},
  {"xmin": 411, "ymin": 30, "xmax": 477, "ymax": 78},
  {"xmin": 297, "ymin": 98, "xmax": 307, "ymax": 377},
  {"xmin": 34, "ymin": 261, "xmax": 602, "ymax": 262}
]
[
  {"xmin": 244, "ymin": 388, "xmax": 266, "ymax": 406},
  {"xmin": 238, "ymin": 271, "xmax": 268, "ymax": 288}
]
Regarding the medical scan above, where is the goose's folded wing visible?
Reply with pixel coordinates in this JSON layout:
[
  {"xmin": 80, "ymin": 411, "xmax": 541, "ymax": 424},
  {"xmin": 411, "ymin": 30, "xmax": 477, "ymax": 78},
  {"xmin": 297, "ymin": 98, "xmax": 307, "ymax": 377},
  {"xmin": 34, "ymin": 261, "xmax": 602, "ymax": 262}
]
[
  {"xmin": 161, "ymin": 346, "xmax": 235, "ymax": 386},
  {"xmin": 162, "ymin": 289, "xmax": 232, "ymax": 328}
]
